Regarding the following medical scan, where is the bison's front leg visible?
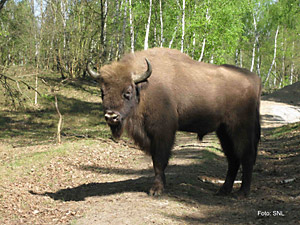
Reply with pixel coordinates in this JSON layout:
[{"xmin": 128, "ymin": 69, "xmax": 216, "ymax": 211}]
[
  {"xmin": 149, "ymin": 159, "xmax": 167, "ymax": 196},
  {"xmin": 149, "ymin": 135, "xmax": 174, "ymax": 196}
]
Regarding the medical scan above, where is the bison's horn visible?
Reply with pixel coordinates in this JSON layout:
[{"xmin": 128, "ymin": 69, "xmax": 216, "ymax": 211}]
[
  {"xmin": 87, "ymin": 63, "xmax": 101, "ymax": 80},
  {"xmin": 132, "ymin": 58, "xmax": 152, "ymax": 84}
]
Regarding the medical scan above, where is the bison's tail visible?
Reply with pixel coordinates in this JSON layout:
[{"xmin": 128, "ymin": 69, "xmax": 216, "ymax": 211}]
[{"xmin": 253, "ymin": 88, "xmax": 261, "ymax": 165}]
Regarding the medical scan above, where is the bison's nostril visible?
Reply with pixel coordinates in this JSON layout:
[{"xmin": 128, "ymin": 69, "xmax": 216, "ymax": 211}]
[
  {"xmin": 112, "ymin": 114, "xmax": 118, "ymax": 120},
  {"xmin": 104, "ymin": 112, "xmax": 120, "ymax": 124}
]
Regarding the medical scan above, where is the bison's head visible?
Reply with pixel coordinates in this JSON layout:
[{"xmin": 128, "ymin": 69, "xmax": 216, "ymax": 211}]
[{"xmin": 88, "ymin": 59, "xmax": 152, "ymax": 139}]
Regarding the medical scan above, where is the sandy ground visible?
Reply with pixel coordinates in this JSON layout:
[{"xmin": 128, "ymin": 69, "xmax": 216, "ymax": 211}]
[
  {"xmin": 260, "ymin": 100, "xmax": 300, "ymax": 127},
  {"xmin": 261, "ymin": 81, "xmax": 300, "ymax": 127}
]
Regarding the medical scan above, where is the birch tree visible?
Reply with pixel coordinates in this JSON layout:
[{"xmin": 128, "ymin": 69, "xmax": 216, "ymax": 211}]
[
  {"xmin": 129, "ymin": 0, "xmax": 134, "ymax": 52},
  {"xmin": 0, "ymin": 0, "xmax": 7, "ymax": 11},
  {"xmin": 265, "ymin": 25, "xmax": 279, "ymax": 85},
  {"xmin": 159, "ymin": 0, "xmax": 163, "ymax": 47},
  {"xmin": 144, "ymin": 0, "xmax": 152, "ymax": 50},
  {"xmin": 180, "ymin": 0, "xmax": 185, "ymax": 53},
  {"xmin": 250, "ymin": 13, "xmax": 258, "ymax": 72},
  {"xmin": 118, "ymin": 0, "xmax": 128, "ymax": 58},
  {"xmin": 199, "ymin": 8, "xmax": 210, "ymax": 62}
]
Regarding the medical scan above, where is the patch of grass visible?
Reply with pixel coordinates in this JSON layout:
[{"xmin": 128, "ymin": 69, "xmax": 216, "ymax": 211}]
[
  {"xmin": 268, "ymin": 122, "xmax": 300, "ymax": 138},
  {"xmin": 1, "ymin": 144, "xmax": 66, "ymax": 182},
  {"xmin": 205, "ymin": 145, "xmax": 222, "ymax": 155},
  {"xmin": 0, "ymin": 70, "xmax": 109, "ymax": 147}
]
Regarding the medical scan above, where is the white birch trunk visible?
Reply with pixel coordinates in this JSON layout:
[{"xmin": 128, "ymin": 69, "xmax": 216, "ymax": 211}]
[
  {"xmin": 250, "ymin": 14, "xmax": 257, "ymax": 72},
  {"xmin": 273, "ymin": 62, "xmax": 277, "ymax": 86},
  {"xmin": 169, "ymin": 16, "xmax": 179, "ymax": 48},
  {"xmin": 180, "ymin": 0, "xmax": 185, "ymax": 53},
  {"xmin": 256, "ymin": 43, "xmax": 261, "ymax": 77},
  {"xmin": 104, "ymin": 0, "xmax": 108, "ymax": 44},
  {"xmin": 281, "ymin": 36, "xmax": 286, "ymax": 87},
  {"xmin": 290, "ymin": 41, "xmax": 295, "ymax": 84},
  {"xmin": 61, "ymin": 0, "xmax": 67, "ymax": 52},
  {"xmin": 35, "ymin": 73, "xmax": 38, "ymax": 105},
  {"xmin": 235, "ymin": 49, "xmax": 239, "ymax": 66},
  {"xmin": 240, "ymin": 50, "xmax": 243, "ymax": 68},
  {"xmin": 129, "ymin": 0, "xmax": 134, "ymax": 52},
  {"xmin": 192, "ymin": 33, "xmax": 196, "ymax": 59},
  {"xmin": 159, "ymin": 0, "xmax": 163, "ymax": 47},
  {"xmin": 144, "ymin": 0, "xmax": 152, "ymax": 50},
  {"xmin": 265, "ymin": 25, "xmax": 279, "ymax": 84},
  {"xmin": 210, "ymin": 53, "xmax": 214, "ymax": 64},
  {"xmin": 198, "ymin": 8, "xmax": 210, "ymax": 62},
  {"xmin": 118, "ymin": 0, "xmax": 127, "ymax": 57},
  {"xmin": 199, "ymin": 38, "xmax": 206, "ymax": 62}
]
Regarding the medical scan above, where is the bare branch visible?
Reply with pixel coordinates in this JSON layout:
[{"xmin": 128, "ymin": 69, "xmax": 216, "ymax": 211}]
[
  {"xmin": 0, "ymin": 73, "xmax": 42, "ymax": 96},
  {"xmin": 0, "ymin": 0, "xmax": 8, "ymax": 11}
]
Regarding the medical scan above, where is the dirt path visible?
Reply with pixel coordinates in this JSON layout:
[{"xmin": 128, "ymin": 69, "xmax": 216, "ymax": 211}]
[
  {"xmin": 74, "ymin": 99, "xmax": 300, "ymax": 225},
  {"xmin": 260, "ymin": 100, "xmax": 300, "ymax": 127}
]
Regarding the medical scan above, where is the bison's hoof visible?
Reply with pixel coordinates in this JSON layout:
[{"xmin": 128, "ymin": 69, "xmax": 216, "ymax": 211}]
[
  {"xmin": 215, "ymin": 186, "xmax": 232, "ymax": 196},
  {"xmin": 233, "ymin": 190, "xmax": 249, "ymax": 200},
  {"xmin": 149, "ymin": 184, "xmax": 164, "ymax": 196}
]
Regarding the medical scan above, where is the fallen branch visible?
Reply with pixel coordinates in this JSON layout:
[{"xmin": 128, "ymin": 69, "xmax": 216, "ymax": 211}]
[
  {"xmin": 198, "ymin": 175, "xmax": 242, "ymax": 184},
  {"xmin": 0, "ymin": 73, "xmax": 41, "ymax": 96}
]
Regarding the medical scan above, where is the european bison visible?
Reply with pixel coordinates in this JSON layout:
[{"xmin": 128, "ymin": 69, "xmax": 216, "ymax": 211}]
[{"xmin": 88, "ymin": 47, "xmax": 261, "ymax": 198}]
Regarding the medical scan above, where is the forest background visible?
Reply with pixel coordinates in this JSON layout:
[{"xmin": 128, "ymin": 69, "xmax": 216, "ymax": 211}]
[{"xmin": 0, "ymin": 0, "xmax": 299, "ymax": 89}]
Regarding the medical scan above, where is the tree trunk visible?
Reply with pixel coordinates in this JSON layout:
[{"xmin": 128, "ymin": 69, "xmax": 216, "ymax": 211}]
[
  {"xmin": 111, "ymin": 0, "xmax": 120, "ymax": 61},
  {"xmin": 290, "ymin": 41, "xmax": 295, "ymax": 84},
  {"xmin": 199, "ymin": 38, "xmax": 206, "ymax": 62},
  {"xmin": 100, "ymin": 0, "xmax": 107, "ymax": 58},
  {"xmin": 0, "ymin": 0, "xmax": 8, "ymax": 11},
  {"xmin": 198, "ymin": 8, "xmax": 210, "ymax": 62},
  {"xmin": 265, "ymin": 25, "xmax": 279, "ymax": 85},
  {"xmin": 250, "ymin": 14, "xmax": 257, "ymax": 72},
  {"xmin": 159, "ymin": 0, "xmax": 163, "ymax": 47},
  {"xmin": 235, "ymin": 49, "xmax": 238, "ymax": 66},
  {"xmin": 118, "ymin": 0, "xmax": 127, "ymax": 58},
  {"xmin": 144, "ymin": 0, "xmax": 152, "ymax": 50},
  {"xmin": 192, "ymin": 33, "xmax": 196, "ymax": 59},
  {"xmin": 180, "ymin": 0, "xmax": 185, "ymax": 53},
  {"xmin": 129, "ymin": 0, "xmax": 135, "ymax": 53},
  {"xmin": 256, "ymin": 43, "xmax": 261, "ymax": 77},
  {"xmin": 281, "ymin": 35, "xmax": 286, "ymax": 87},
  {"xmin": 169, "ymin": 16, "xmax": 179, "ymax": 48},
  {"xmin": 240, "ymin": 50, "xmax": 243, "ymax": 68}
]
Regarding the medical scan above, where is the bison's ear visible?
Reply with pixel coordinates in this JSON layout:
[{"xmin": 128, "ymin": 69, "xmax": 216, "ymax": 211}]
[
  {"xmin": 132, "ymin": 58, "xmax": 152, "ymax": 84},
  {"xmin": 87, "ymin": 63, "xmax": 102, "ymax": 80}
]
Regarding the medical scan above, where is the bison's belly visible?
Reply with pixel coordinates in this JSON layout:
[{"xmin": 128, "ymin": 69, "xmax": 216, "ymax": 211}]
[{"xmin": 178, "ymin": 116, "xmax": 219, "ymax": 135}]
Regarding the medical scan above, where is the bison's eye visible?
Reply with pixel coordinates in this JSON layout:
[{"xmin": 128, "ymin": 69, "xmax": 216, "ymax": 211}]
[
  {"xmin": 123, "ymin": 86, "xmax": 133, "ymax": 100},
  {"xmin": 123, "ymin": 91, "xmax": 132, "ymax": 100}
]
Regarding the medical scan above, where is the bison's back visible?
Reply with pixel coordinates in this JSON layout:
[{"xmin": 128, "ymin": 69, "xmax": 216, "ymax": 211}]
[
  {"xmin": 133, "ymin": 48, "xmax": 260, "ymax": 134},
  {"xmin": 123, "ymin": 48, "xmax": 260, "ymax": 134}
]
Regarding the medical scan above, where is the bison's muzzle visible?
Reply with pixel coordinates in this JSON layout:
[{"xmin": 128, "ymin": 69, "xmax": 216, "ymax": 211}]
[
  {"xmin": 104, "ymin": 110, "xmax": 124, "ymax": 139},
  {"xmin": 104, "ymin": 110, "xmax": 121, "ymax": 125}
]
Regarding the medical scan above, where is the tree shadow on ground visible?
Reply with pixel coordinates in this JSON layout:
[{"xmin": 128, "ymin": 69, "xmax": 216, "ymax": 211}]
[
  {"xmin": 0, "ymin": 94, "xmax": 105, "ymax": 146},
  {"xmin": 43, "ymin": 76, "xmax": 99, "ymax": 96}
]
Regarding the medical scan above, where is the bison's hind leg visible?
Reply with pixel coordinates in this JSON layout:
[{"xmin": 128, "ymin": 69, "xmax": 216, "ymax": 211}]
[
  {"xmin": 216, "ymin": 124, "xmax": 240, "ymax": 196},
  {"xmin": 231, "ymin": 125, "xmax": 257, "ymax": 199}
]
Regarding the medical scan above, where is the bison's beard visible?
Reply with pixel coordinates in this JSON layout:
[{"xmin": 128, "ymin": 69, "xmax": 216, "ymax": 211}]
[{"xmin": 109, "ymin": 123, "xmax": 124, "ymax": 140}]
